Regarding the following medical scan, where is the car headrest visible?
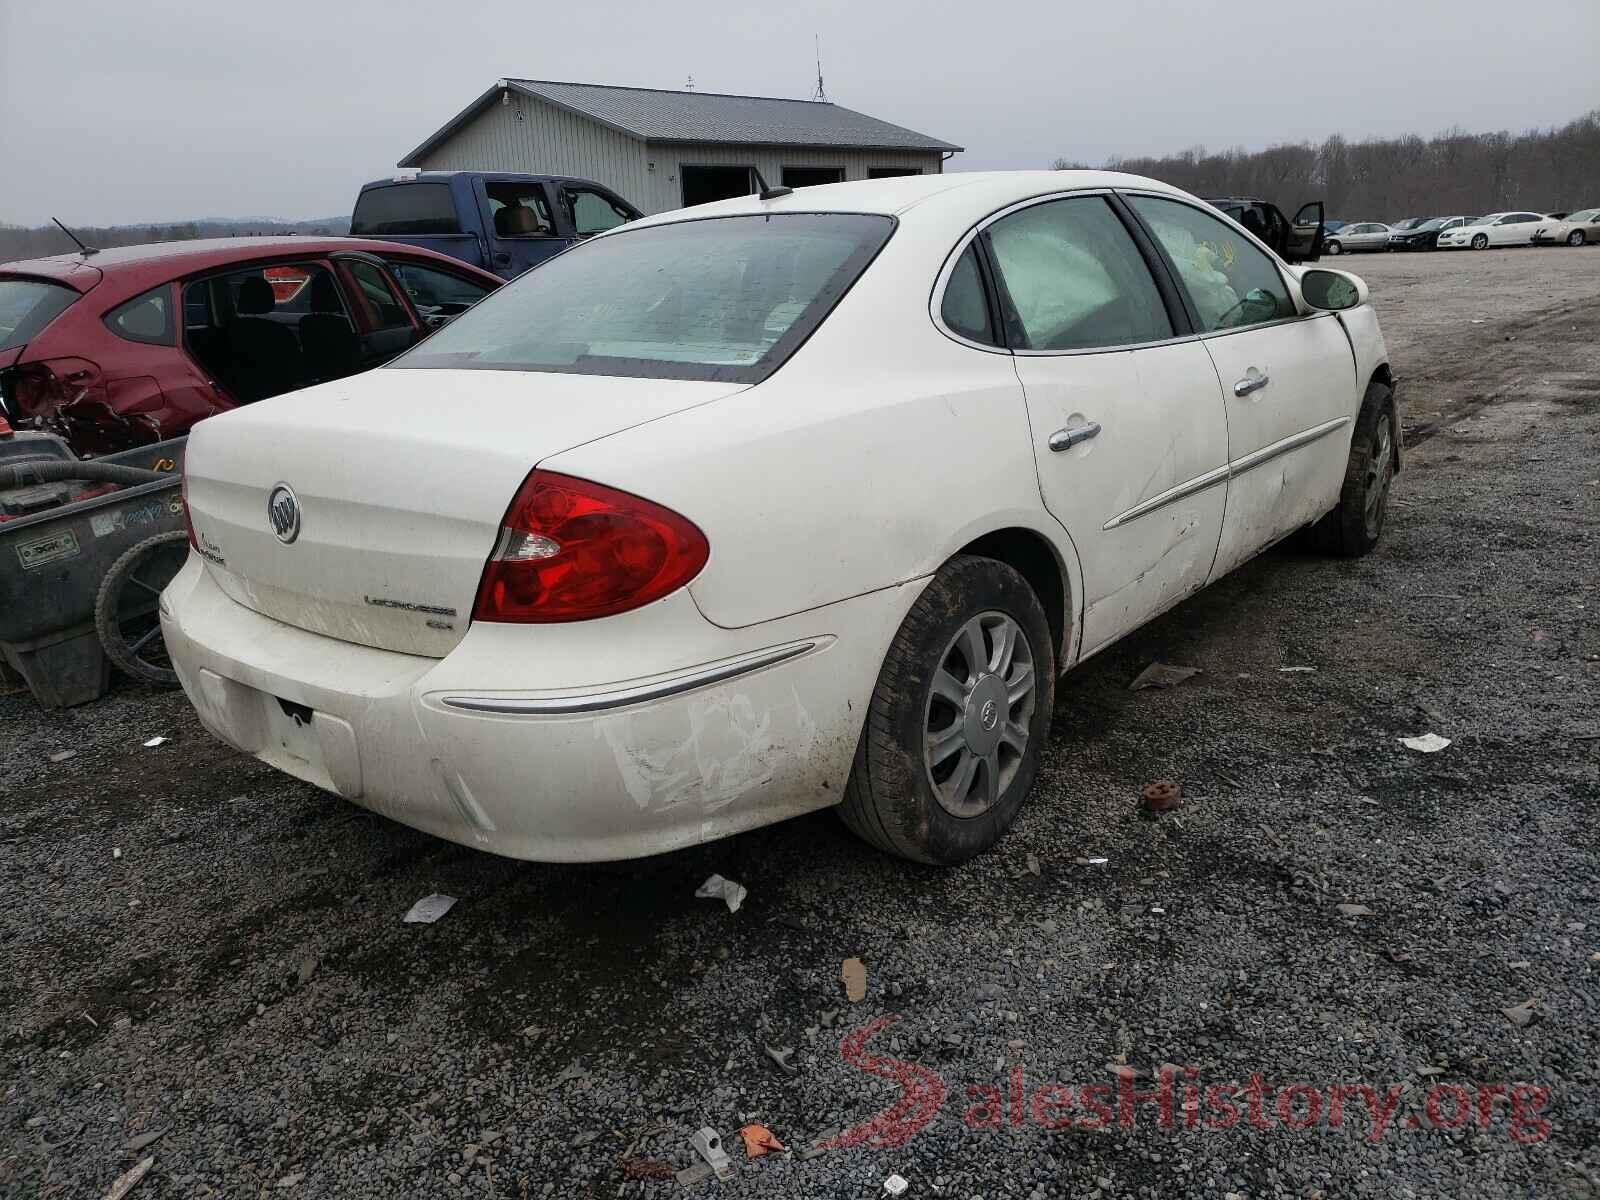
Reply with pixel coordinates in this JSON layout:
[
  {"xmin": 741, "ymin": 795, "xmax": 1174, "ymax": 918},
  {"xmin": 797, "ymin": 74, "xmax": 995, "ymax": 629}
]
[
  {"xmin": 236, "ymin": 275, "xmax": 276, "ymax": 315},
  {"xmin": 308, "ymin": 272, "xmax": 343, "ymax": 314},
  {"xmin": 495, "ymin": 203, "xmax": 539, "ymax": 236}
]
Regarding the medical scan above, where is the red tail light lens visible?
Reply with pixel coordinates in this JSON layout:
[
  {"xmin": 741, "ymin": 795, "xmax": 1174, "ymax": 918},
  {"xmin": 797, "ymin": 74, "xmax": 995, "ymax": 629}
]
[{"xmin": 473, "ymin": 471, "xmax": 709, "ymax": 623}]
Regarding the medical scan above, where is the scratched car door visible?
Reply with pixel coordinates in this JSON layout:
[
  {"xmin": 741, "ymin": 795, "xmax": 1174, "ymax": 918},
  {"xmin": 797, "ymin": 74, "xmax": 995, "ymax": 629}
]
[
  {"xmin": 1125, "ymin": 194, "xmax": 1355, "ymax": 579},
  {"xmin": 979, "ymin": 194, "xmax": 1229, "ymax": 657}
]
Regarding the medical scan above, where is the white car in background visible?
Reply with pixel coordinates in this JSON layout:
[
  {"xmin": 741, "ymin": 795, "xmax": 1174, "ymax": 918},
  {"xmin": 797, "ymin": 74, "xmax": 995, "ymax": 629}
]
[
  {"xmin": 162, "ymin": 171, "xmax": 1397, "ymax": 866},
  {"xmin": 1533, "ymin": 207, "xmax": 1600, "ymax": 247},
  {"xmin": 1323, "ymin": 222, "xmax": 1391, "ymax": 254},
  {"xmin": 1436, "ymin": 212, "xmax": 1553, "ymax": 249}
]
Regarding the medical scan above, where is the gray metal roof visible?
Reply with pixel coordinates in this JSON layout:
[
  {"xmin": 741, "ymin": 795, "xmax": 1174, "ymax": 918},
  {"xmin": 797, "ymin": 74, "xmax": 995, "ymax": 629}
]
[{"xmin": 398, "ymin": 79, "xmax": 961, "ymax": 166}]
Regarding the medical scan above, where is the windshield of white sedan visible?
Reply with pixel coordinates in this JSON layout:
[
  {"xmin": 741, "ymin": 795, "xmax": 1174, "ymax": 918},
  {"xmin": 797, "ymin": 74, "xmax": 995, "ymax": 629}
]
[{"xmin": 394, "ymin": 214, "xmax": 894, "ymax": 383}]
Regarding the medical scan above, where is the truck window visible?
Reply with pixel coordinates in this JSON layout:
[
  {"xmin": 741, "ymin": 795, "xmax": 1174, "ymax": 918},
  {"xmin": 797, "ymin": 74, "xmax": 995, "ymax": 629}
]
[
  {"xmin": 484, "ymin": 183, "xmax": 555, "ymax": 237},
  {"xmin": 564, "ymin": 187, "xmax": 634, "ymax": 236},
  {"xmin": 351, "ymin": 184, "xmax": 460, "ymax": 236}
]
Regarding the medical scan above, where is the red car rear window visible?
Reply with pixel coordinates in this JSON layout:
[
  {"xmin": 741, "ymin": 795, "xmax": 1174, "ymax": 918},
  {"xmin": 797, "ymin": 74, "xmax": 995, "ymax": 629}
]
[{"xmin": 0, "ymin": 278, "xmax": 79, "ymax": 352}]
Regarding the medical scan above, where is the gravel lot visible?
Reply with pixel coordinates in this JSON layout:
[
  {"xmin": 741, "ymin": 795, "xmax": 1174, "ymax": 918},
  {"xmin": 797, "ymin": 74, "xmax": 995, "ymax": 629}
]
[{"xmin": 3, "ymin": 246, "xmax": 1598, "ymax": 1200}]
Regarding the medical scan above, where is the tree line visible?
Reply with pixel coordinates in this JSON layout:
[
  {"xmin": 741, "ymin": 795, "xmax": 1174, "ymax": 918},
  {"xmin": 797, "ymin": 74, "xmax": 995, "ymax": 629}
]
[
  {"xmin": 0, "ymin": 217, "xmax": 348, "ymax": 264},
  {"xmin": 1054, "ymin": 110, "xmax": 1600, "ymax": 220}
]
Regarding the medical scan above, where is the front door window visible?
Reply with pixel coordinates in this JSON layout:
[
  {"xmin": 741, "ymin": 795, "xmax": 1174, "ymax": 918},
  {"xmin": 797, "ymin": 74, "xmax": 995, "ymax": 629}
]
[
  {"xmin": 1127, "ymin": 196, "xmax": 1295, "ymax": 332},
  {"xmin": 564, "ymin": 187, "xmax": 634, "ymax": 236}
]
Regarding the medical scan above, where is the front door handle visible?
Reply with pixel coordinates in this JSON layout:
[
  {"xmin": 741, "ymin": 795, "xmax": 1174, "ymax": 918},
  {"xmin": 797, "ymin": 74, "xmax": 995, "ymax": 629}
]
[
  {"xmin": 1048, "ymin": 421, "xmax": 1102, "ymax": 452},
  {"xmin": 1233, "ymin": 370, "xmax": 1270, "ymax": 397}
]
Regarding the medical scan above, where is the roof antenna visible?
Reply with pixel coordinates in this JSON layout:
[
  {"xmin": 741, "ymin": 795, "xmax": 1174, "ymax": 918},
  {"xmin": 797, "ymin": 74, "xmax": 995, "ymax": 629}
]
[
  {"xmin": 751, "ymin": 167, "xmax": 792, "ymax": 202},
  {"xmin": 51, "ymin": 217, "xmax": 97, "ymax": 257},
  {"xmin": 811, "ymin": 35, "xmax": 827, "ymax": 102}
]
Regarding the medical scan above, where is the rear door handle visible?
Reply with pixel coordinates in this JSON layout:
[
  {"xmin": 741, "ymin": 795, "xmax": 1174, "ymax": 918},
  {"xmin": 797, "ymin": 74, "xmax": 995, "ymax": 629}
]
[
  {"xmin": 1048, "ymin": 421, "xmax": 1101, "ymax": 452},
  {"xmin": 1233, "ymin": 370, "xmax": 1270, "ymax": 397}
]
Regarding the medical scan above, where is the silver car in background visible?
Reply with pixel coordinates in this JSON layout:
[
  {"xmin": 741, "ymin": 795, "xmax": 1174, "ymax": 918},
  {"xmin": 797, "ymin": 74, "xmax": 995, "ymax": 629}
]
[
  {"xmin": 1324, "ymin": 222, "xmax": 1391, "ymax": 254},
  {"xmin": 1534, "ymin": 207, "xmax": 1600, "ymax": 247}
]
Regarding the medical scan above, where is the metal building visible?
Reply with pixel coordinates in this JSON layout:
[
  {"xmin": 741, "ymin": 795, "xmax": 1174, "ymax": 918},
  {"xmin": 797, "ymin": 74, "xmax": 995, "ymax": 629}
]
[{"xmin": 398, "ymin": 79, "xmax": 962, "ymax": 214}]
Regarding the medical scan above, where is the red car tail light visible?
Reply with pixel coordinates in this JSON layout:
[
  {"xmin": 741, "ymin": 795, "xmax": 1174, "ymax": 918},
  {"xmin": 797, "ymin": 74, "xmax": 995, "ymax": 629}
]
[
  {"xmin": 473, "ymin": 471, "xmax": 709, "ymax": 623},
  {"xmin": 8, "ymin": 358, "xmax": 103, "ymax": 418}
]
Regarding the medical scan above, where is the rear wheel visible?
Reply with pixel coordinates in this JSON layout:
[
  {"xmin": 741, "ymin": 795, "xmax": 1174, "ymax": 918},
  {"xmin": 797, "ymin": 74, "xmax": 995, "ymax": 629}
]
[
  {"xmin": 1471, "ymin": 233, "xmax": 1489, "ymax": 250},
  {"xmin": 96, "ymin": 530, "xmax": 187, "ymax": 686},
  {"xmin": 839, "ymin": 555, "xmax": 1055, "ymax": 865},
  {"xmin": 1569, "ymin": 230, "xmax": 1587, "ymax": 247},
  {"xmin": 1312, "ymin": 383, "xmax": 1396, "ymax": 558}
]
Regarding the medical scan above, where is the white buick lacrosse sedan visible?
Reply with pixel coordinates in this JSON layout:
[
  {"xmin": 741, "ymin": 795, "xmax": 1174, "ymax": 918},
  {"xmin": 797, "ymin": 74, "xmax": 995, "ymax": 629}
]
[{"xmin": 162, "ymin": 171, "xmax": 1398, "ymax": 866}]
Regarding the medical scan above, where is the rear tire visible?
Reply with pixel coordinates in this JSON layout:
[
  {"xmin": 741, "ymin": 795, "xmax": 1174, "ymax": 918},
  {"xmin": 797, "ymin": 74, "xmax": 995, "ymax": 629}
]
[
  {"xmin": 839, "ymin": 555, "xmax": 1055, "ymax": 866},
  {"xmin": 1312, "ymin": 383, "xmax": 1396, "ymax": 558}
]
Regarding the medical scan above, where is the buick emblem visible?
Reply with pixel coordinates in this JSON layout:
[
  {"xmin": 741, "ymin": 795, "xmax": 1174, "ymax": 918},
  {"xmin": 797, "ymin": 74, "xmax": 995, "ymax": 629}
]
[
  {"xmin": 980, "ymin": 699, "xmax": 998, "ymax": 731},
  {"xmin": 267, "ymin": 483, "xmax": 301, "ymax": 544}
]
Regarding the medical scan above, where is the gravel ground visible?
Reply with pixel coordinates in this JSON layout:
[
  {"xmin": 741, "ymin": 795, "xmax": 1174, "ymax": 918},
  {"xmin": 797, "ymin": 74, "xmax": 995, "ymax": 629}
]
[{"xmin": 3, "ymin": 246, "xmax": 1598, "ymax": 1200}]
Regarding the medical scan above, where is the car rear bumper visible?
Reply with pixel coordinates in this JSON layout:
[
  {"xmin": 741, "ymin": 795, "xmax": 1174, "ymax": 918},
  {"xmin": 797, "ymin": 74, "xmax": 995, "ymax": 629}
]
[{"xmin": 160, "ymin": 554, "xmax": 921, "ymax": 861}]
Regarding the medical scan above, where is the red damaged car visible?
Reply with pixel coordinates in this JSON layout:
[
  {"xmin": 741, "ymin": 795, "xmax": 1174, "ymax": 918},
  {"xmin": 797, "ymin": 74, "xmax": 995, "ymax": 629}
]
[{"xmin": 0, "ymin": 238, "xmax": 501, "ymax": 455}]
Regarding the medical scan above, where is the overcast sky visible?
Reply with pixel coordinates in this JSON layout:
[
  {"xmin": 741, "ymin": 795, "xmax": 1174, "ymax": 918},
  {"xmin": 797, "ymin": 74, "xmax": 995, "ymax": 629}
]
[{"xmin": 3, "ymin": 0, "xmax": 1596, "ymax": 227}]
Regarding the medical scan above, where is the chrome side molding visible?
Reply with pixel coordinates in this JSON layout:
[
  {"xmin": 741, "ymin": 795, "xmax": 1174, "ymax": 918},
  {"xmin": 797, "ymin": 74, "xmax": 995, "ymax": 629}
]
[
  {"xmin": 438, "ymin": 639, "xmax": 821, "ymax": 716},
  {"xmin": 1102, "ymin": 415, "xmax": 1351, "ymax": 530}
]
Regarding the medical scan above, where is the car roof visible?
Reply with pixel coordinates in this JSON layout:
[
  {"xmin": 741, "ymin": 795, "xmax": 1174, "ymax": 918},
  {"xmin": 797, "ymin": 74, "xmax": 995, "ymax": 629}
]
[
  {"xmin": 622, "ymin": 170, "xmax": 1190, "ymax": 230},
  {"xmin": 358, "ymin": 171, "xmax": 586, "ymax": 188},
  {"xmin": 0, "ymin": 236, "xmax": 496, "ymax": 289}
]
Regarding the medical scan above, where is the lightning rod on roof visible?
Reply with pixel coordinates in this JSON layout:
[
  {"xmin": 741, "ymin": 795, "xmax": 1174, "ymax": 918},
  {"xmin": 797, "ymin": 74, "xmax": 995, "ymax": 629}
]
[{"xmin": 812, "ymin": 35, "xmax": 827, "ymax": 102}]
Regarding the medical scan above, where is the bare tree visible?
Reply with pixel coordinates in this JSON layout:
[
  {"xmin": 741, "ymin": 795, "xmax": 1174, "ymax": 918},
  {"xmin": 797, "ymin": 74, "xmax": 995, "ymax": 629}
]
[{"xmin": 1056, "ymin": 110, "xmax": 1600, "ymax": 217}]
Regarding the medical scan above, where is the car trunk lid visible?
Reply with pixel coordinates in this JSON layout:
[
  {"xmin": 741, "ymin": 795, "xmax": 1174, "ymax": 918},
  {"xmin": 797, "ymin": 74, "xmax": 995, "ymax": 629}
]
[{"xmin": 183, "ymin": 367, "xmax": 745, "ymax": 657}]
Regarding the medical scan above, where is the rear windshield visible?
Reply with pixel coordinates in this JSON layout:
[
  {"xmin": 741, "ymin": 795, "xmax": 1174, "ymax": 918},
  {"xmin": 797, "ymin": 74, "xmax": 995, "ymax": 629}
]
[
  {"xmin": 392, "ymin": 213, "xmax": 894, "ymax": 384},
  {"xmin": 351, "ymin": 183, "xmax": 460, "ymax": 236},
  {"xmin": 0, "ymin": 278, "xmax": 78, "ymax": 352}
]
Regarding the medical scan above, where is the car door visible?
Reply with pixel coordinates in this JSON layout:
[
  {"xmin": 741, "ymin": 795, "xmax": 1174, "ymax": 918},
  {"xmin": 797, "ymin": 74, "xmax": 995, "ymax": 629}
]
[
  {"xmin": 330, "ymin": 253, "xmax": 424, "ymax": 366},
  {"xmin": 969, "ymin": 192, "xmax": 1230, "ymax": 656},
  {"xmin": 477, "ymin": 178, "xmax": 566, "ymax": 277},
  {"xmin": 1285, "ymin": 202, "xmax": 1325, "ymax": 262},
  {"xmin": 560, "ymin": 183, "xmax": 640, "ymax": 240},
  {"xmin": 1501, "ymin": 213, "xmax": 1540, "ymax": 244},
  {"xmin": 1124, "ymin": 193, "xmax": 1356, "ymax": 580}
]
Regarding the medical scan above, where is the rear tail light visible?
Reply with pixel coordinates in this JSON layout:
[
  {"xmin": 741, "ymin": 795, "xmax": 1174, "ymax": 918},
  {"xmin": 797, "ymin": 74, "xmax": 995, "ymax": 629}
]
[
  {"xmin": 7, "ymin": 358, "xmax": 103, "ymax": 417},
  {"xmin": 473, "ymin": 470, "xmax": 709, "ymax": 623}
]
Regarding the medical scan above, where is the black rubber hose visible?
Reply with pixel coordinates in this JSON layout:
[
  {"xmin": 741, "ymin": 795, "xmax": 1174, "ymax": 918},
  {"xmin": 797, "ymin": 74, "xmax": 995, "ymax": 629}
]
[{"xmin": 0, "ymin": 460, "xmax": 168, "ymax": 490}]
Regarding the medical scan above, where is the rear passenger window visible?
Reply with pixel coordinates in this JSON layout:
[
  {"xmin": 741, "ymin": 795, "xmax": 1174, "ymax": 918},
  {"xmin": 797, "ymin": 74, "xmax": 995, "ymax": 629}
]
[
  {"xmin": 1128, "ymin": 195, "xmax": 1295, "ymax": 333},
  {"xmin": 104, "ymin": 286, "xmax": 174, "ymax": 345},
  {"xmin": 983, "ymin": 197, "xmax": 1172, "ymax": 351},
  {"xmin": 940, "ymin": 244, "xmax": 996, "ymax": 346}
]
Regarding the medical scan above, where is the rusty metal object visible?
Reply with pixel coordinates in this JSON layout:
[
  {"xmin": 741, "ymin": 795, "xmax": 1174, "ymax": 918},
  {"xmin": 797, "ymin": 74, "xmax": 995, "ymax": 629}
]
[{"xmin": 1140, "ymin": 779, "xmax": 1183, "ymax": 813}]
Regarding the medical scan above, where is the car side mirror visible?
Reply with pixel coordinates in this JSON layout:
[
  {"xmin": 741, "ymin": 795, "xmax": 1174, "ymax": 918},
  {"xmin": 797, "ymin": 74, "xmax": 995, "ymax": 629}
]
[{"xmin": 1299, "ymin": 268, "xmax": 1366, "ymax": 312}]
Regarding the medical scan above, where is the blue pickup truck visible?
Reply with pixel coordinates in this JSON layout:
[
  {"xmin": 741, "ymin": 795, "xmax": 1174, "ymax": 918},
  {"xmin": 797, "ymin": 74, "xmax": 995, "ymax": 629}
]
[{"xmin": 350, "ymin": 172, "xmax": 643, "ymax": 280}]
